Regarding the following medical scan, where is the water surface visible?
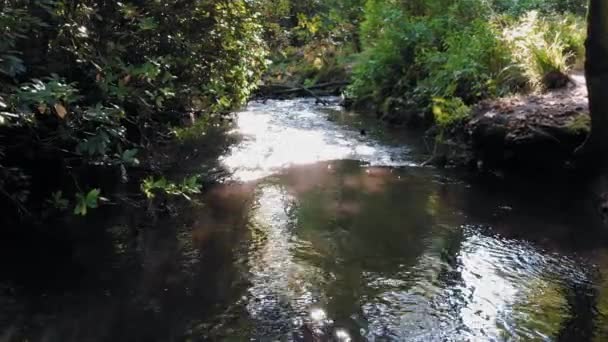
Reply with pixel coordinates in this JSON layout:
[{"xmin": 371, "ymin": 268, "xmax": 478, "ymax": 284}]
[{"xmin": 1, "ymin": 98, "xmax": 608, "ymax": 341}]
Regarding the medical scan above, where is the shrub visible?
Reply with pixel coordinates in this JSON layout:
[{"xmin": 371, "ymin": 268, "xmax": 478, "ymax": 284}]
[
  {"xmin": 417, "ymin": 19, "xmax": 514, "ymax": 103},
  {"xmin": 548, "ymin": 14, "xmax": 586, "ymax": 67},
  {"xmin": 432, "ymin": 97, "xmax": 471, "ymax": 133},
  {"xmin": 348, "ymin": 3, "xmax": 433, "ymax": 102},
  {"xmin": 0, "ymin": 0, "xmax": 268, "ymax": 220},
  {"xmin": 348, "ymin": 0, "xmax": 515, "ymax": 116},
  {"xmin": 141, "ymin": 176, "xmax": 202, "ymax": 200},
  {"xmin": 348, "ymin": 0, "xmax": 587, "ymax": 125}
]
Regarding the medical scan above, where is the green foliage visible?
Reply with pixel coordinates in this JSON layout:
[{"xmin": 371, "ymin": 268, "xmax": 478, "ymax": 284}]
[
  {"xmin": 141, "ymin": 176, "xmax": 202, "ymax": 200},
  {"xmin": 119, "ymin": 149, "xmax": 140, "ymax": 167},
  {"xmin": 259, "ymin": 0, "xmax": 364, "ymax": 88},
  {"xmin": 349, "ymin": 0, "xmax": 506, "ymax": 110},
  {"xmin": 0, "ymin": 0, "xmax": 268, "ymax": 220},
  {"xmin": 348, "ymin": 0, "xmax": 586, "ymax": 124},
  {"xmin": 0, "ymin": 0, "xmax": 591, "ymax": 221},
  {"xmin": 490, "ymin": 0, "xmax": 587, "ymax": 15},
  {"xmin": 502, "ymin": 11, "xmax": 585, "ymax": 90},
  {"xmin": 255, "ymin": 0, "xmax": 365, "ymax": 48},
  {"xmin": 532, "ymin": 38, "xmax": 571, "ymax": 80},
  {"xmin": 47, "ymin": 191, "xmax": 69, "ymax": 211},
  {"xmin": 0, "ymin": 3, "xmax": 49, "ymax": 78},
  {"xmin": 432, "ymin": 97, "xmax": 471, "ymax": 130},
  {"xmin": 16, "ymin": 75, "xmax": 82, "ymax": 110},
  {"xmin": 264, "ymin": 41, "xmax": 353, "ymax": 87},
  {"xmin": 350, "ymin": 2, "xmax": 430, "ymax": 101},
  {"xmin": 74, "ymin": 189, "xmax": 100, "ymax": 216},
  {"xmin": 418, "ymin": 19, "xmax": 513, "ymax": 101}
]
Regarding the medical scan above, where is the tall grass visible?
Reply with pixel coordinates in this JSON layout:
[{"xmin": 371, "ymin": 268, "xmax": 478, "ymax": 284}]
[{"xmin": 501, "ymin": 11, "xmax": 585, "ymax": 90}]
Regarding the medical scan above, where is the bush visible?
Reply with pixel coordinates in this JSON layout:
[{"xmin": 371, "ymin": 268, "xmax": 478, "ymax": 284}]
[
  {"xmin": 348, "ymin": 0, "xmax": 512, "ymax": 121},
  {"xmin": 264, "ymin": 40, "xmax": 353, "ymax": 86},
  {"xmin": 0, "ymin": 0, "xmax": 268, "ymax": 220},
  {"xmin": 417, "ymin": 19, "xmax": 514, "ymax": 102},
  {"xmin": 348, "ymin": 0, "xmax": 586, "ymax": 125},
  {"xmin": 549, "ymin": 14, "xmax": 586, "ymax": 67},
  {"xmin": 348, "ymin": 2, "xmax": 434, "ymax": 102},
  {"xmin": 256, "ymin": 0, "xmax": 365, "ymax": 88},
  {"xmin": 432, "ymin": 97, "xmax": 471, "ymax": 132}
]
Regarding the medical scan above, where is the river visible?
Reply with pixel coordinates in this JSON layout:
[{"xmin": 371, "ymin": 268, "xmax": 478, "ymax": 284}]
[{"xmin": 1, "ymin": 98, "xmax": 608, "ymax": 341}]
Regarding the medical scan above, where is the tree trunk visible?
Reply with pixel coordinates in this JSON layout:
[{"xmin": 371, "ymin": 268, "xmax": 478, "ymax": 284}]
[{"xmin": 577, "ymin": 0, "xmax": 608, "ymax": 164}]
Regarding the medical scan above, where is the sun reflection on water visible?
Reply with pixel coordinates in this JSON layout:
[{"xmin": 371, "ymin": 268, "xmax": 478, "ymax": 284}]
[
  {"xmin": 310, "ymin": 308, "xmax": 327, "ymax": 322},
  {"xmin": 202, "ymin": 98, "xmax": 599, "ymax": 340},
  {"xmin": 220, "ymin": 99, "xmax": 414, "ymax": 181},
  {"xmin": 244, "ymin": 184, "xmax": 329, "ymax": 335},
  {"xmin": 335, "ymin": 328, "xmax": 352, "ymax": 341}
]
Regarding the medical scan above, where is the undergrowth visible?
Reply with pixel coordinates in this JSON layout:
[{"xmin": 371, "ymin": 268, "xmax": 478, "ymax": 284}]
[
  {"xmin": 347, "ymin": 0, "xmax": 587, "ymax": 129},
  {"xmin": 0, "ymin": 0, "xmax": 267, "ymax": 222}
]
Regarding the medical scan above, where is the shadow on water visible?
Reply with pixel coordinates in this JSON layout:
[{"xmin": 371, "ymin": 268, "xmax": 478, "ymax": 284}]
[{"xmin": 2, "ymin": 98, "xmax": 608, "ymax": 341}]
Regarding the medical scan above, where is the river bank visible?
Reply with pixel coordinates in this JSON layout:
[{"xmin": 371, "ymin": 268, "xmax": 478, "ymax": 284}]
[
  {"xmin": 438, "ymin": 72, "xmax": 590, "ymax": 172},
  {"xmin": 258, "ymin": 73, "xmax": 604, "ymax": 222}
]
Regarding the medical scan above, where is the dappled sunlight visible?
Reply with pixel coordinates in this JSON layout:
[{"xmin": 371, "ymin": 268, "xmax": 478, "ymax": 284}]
[
  {"xmin": 454, "ymin": 234, "xmax": 525, "ymax": 339},
  {"xmin": 356, "ymin": 227, "xmax": 591, "ymax": 341},
  {"xmin": 454, "ymin": 230, "xmax": 588, "ymax": 340},
  {"xmin": 242, "ymin": 185, "xmax": 327, "ymax": 335},
  {"xmin": 220, "ymin": 99, "xmax": 414, "ymax": 181},
  {"xmin": 0, "ymin": 0, "xmax": 601, "ymax": 340}
]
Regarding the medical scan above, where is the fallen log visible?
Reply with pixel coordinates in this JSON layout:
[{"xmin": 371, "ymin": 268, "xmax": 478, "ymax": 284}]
[{"xmin": 256, "ymin": 81, "xmax": 349, "ymax": 100}]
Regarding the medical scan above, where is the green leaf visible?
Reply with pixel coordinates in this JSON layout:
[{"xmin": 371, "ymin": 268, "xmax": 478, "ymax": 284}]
[
  {"xmin": 73, "ymin": 189, "xmax": 101, "ymax": 216},
  {"xmin": 74, "ymin": 201, "xmax": 87, "ymax": 216},
  {"xmin": 85, "ymin": 189, "xmax": 100, "ymax": 208},
  {"xmin": 48, "ymin": 190, "xmax": 69, "ymax": 210},
  {"xmin": 74, "ymin": 193, "xmax": 87, "ymax": 216}
]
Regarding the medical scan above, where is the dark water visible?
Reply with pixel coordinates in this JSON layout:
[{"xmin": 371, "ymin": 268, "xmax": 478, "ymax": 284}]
[{"xmin": 2, "ymin": 98, "xmax": 608, "ymax": 341}]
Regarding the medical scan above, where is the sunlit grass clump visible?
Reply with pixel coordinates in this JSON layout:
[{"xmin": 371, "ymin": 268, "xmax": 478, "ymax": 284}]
[{"xmin": 501, "ymin": 11, "xmax": 585, "ymax": 91}]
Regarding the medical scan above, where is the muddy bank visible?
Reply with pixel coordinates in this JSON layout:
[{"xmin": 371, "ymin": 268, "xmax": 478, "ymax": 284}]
[
  {"xmin": 257, "ymin": 71, "xmax": 591, "ymax": 174},
  {"xmin": 433, "ymin": 74, "xmax": 608, "ymax": 225},
  {"xmin": 443, "ymin": 73, "xmax": 590, "ymax": 171}
]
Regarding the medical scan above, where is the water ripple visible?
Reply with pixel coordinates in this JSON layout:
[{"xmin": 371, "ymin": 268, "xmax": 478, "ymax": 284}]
[{"xmin": 221, "ymin": 98, "xmax": 415, "ymax": 181}]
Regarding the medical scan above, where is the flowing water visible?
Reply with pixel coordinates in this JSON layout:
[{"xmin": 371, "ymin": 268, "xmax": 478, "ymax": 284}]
[{"xmin": 2, "ymin": 98, "xmax": 608, "ymax": 341}]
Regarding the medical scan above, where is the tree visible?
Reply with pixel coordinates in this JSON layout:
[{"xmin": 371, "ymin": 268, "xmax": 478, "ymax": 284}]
[
  {"xmin": 577, "ymin": 0, "xmax": 608, "ymax": 163},
  {"xmin": 0, "ymin": 0, "xmax": 268, "ymax": 220}
]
